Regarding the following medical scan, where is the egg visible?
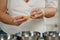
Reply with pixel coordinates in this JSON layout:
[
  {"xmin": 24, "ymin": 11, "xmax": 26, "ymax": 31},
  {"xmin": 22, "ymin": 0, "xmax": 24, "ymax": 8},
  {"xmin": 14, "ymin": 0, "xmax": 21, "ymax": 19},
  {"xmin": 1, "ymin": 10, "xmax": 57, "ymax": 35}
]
[{"xmin": 24, "ymin": 16, "xmax": 31, "ymax": 20}]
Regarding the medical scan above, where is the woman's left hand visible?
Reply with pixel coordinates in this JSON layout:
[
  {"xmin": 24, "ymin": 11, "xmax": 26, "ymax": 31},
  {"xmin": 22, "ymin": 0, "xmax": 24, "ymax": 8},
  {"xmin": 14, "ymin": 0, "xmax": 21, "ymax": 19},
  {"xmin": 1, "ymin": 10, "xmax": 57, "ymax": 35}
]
[{"xmin": 30, "ymin": 8, "xmax": 43, "ymax": 19}]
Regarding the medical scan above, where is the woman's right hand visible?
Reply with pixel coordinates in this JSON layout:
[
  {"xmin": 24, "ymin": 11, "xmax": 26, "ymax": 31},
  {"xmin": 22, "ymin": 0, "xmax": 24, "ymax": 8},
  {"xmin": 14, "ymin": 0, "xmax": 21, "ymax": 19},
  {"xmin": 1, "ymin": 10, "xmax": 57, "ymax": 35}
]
[
  {"xmin": 30, "ymin": 8, "xmax": 43, "ymax": 19},
  {"xmin": 13, "ymin": 16, "xmax": 27, "ymax": 26}
]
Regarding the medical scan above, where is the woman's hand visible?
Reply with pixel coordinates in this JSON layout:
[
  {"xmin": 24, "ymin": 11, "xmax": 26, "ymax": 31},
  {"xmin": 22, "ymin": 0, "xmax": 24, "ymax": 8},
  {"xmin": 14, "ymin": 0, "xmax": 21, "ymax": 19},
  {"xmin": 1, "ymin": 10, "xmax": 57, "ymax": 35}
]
[
  {"xmin": 13, "ymin": 16, "xmax": 28, "ymax": 26},
  {"xmin": 30, "ymin": 8, "xmax": 43, "ymax": 19}
]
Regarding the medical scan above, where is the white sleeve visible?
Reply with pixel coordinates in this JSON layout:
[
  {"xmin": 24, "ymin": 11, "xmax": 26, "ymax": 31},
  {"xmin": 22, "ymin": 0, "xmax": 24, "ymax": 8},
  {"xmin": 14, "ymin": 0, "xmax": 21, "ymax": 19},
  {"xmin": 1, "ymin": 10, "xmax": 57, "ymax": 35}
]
[{"xmin": 45, "ymin": 0, "xmax": 58, "ymax": 8}]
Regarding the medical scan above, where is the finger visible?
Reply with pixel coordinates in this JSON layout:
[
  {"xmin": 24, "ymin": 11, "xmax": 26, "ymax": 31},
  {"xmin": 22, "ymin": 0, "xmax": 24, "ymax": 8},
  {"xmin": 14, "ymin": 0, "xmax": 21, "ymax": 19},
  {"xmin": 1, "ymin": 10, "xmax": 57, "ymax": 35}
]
[
  {"xmin": 30, "ymin": 12, "xmax": 37, "ymax": 16},
  {"xmin": 14, "ymin": 20, "xmax": 22, "ymax": 26},
  {"xmin": 31, "ymin": 13, "xmax": 43, "ymax": 19},
  {"xmin": 31, "ymin": 12, "xmax": 41, "ymax": 17},
  {"xmin": 16, "ymin": 19, "xmax": 26, "ymax": 22},
  {"xmin": 35, "ymin": 8, "xmax": 39, "ymax": 11},
  {"xmin": 31, "ymin": 9, "xmax": 42, "ymax": 16},
  {"xmin": 15, "ymin": 16, "xmax": 24, "ymax": 20},
  {"xmin": 30, "ymin": 16, "xmax": 36, "ymax": 19},
  {"xmin": 32, "ymin": 8, "xmax": 40, "ymax": 12},
  {"xmin": 35, "ymin": 14, "xmax": 43, "ymax": 19},
  {"xmin": 31, "ymin": 8, "xmax": 37, "ymax": 12},
  {"xmin": 14, "ymin": 19, "xmax": 24, "ymax": 26},
  {"xmin": 37, "ymin": 11, "xmax": 42, "ymax": 15}
]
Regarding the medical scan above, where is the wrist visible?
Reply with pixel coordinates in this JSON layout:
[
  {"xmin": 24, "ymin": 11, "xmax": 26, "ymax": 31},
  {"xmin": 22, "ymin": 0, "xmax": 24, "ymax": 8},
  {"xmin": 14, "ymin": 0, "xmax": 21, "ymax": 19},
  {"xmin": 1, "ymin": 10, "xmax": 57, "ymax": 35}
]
[{"xmin": 40, "ymin": 8, "xmax": 45, "ymax": 17}]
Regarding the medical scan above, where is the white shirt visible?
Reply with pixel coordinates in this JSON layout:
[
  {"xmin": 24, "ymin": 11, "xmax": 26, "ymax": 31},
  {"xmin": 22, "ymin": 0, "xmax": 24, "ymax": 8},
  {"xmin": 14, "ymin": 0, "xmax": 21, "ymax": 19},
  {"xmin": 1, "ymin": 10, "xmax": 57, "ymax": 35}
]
[{"xmin": 0, "ymin": 0, "xmax": 58, "ymax": 34}]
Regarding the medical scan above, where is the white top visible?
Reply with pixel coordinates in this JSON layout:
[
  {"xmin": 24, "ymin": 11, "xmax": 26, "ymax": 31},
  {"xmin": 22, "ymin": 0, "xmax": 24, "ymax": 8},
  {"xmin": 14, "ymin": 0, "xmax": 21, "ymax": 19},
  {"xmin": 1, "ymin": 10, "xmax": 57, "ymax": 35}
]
[{"xmin": 0, "ymin": 0, "xmax": 58, "ymax": 34}]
